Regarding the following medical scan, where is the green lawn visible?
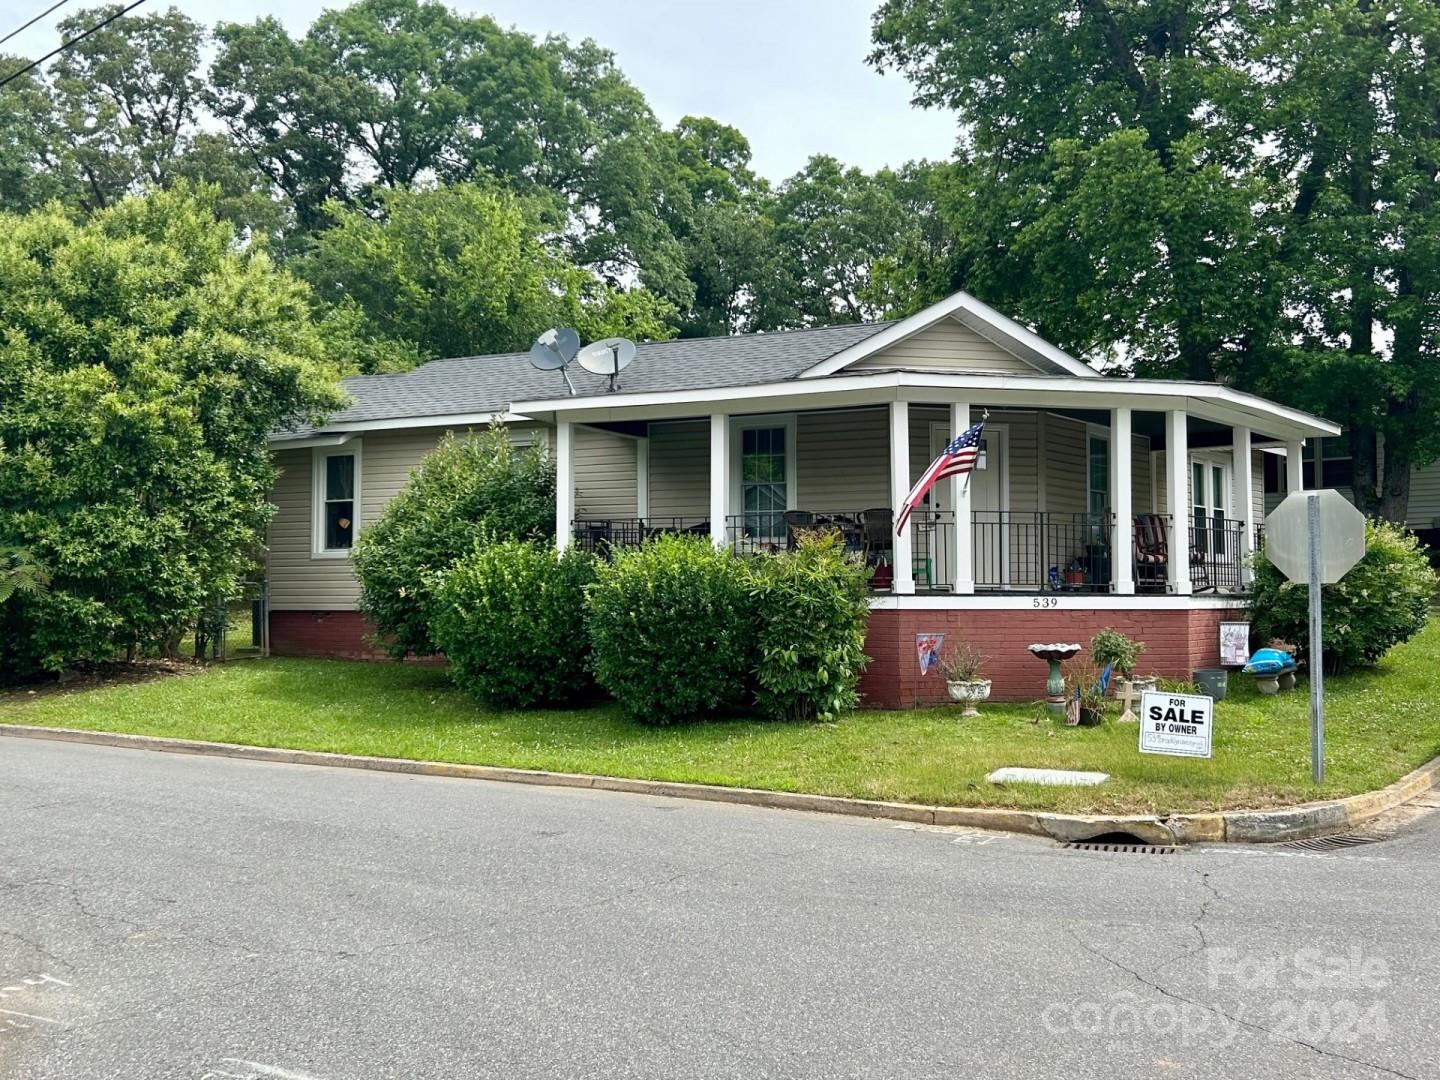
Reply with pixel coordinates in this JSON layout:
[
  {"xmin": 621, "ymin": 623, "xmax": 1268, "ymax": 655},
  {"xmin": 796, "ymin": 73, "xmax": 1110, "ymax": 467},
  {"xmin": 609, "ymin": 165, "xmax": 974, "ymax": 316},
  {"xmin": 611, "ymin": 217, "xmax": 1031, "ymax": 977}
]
[{"xmin": 4, "ymin": 623, "xmax": 1439, "ymax": 815}]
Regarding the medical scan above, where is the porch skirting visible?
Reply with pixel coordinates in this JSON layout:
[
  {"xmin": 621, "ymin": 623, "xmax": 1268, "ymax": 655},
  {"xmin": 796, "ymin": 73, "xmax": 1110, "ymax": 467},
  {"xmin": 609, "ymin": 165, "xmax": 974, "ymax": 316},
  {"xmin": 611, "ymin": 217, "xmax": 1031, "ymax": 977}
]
[{"xmin": 858, "ymin": 603, "xmax": 1241, "ymax": 709}]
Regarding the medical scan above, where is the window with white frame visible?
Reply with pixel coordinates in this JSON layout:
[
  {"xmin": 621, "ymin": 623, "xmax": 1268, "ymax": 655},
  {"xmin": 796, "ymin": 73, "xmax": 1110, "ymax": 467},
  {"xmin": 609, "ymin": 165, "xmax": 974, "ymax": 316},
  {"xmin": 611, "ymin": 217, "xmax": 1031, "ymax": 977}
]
[
  {"xmin": 740, "ymin": 425, "xmax": 788, "ymax": 539},
  {"xmin": 313, "ymin": 444, "xmax": 360, "ymax": 556},
  {"xmin": 1191, "ymin": 459, "xmax": 1229, "ymax": 554},
  {"xmin": 1086, "ymin": 430, "xmax": 1109, "ymax": 541}
]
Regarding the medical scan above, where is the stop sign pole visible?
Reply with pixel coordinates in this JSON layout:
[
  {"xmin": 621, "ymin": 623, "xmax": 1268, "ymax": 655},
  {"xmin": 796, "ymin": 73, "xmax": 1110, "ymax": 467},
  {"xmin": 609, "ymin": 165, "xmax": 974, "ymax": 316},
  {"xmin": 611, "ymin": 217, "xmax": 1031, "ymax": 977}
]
[
  {"xmin": 1263, "ymin": 486, "xmax": 1366, "ymax": 787},
  {"xmin": 1306, "ymin": 494, "xmax": 1324, "ymax": 784}
]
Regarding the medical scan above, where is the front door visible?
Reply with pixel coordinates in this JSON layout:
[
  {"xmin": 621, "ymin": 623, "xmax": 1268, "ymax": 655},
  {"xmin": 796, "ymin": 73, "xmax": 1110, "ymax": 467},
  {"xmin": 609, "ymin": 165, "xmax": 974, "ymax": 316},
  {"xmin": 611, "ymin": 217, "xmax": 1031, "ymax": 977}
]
[
  {"xmin": 930, "ymin": 423, "xmax": 1005, "ymax": 587},
  {"xmin": 1191, "ymin": 460, "xmax": 1229, "ymax": 555}
]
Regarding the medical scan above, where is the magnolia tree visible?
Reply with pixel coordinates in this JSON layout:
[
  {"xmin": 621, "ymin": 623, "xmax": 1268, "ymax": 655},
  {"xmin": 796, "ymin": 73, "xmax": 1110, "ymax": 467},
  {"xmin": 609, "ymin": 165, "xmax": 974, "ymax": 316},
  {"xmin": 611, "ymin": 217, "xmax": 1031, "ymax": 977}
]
[{"xmin": 0, "ymin": 186, "xmax": 344, "ymax": 678}]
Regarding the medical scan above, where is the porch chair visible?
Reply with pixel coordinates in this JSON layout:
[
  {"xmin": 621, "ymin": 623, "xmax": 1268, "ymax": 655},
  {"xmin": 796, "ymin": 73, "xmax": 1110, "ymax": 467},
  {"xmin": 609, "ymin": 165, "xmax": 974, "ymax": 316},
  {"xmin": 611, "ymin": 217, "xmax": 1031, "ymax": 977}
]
[
  {"xmin": 859, "ymin": 508, "xmax": 893, "ymax": 566},
  {"xmin": 1132, "ymin": 514, "xmax": 1210, "ymax": 592},
  {"xmin": 782, "ymin": 509, "xmax": 816, "ymax": 550}
]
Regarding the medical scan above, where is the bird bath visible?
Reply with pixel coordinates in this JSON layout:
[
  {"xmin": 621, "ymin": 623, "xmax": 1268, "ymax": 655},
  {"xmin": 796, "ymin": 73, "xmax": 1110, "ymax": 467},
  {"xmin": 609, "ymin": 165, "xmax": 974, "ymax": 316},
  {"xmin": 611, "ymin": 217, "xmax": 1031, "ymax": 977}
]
[{"xmin": 1029, "ymin": 643, "xmax": 1081, "ymax": 716}]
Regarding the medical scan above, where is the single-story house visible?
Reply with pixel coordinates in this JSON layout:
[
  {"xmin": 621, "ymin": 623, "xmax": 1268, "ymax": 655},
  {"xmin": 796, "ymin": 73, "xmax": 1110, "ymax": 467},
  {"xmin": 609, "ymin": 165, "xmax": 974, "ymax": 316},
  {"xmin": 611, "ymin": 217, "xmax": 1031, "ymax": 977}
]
[{"xmin": 266, "ymin": 290, "xmax": 1342, "ymax": 706}]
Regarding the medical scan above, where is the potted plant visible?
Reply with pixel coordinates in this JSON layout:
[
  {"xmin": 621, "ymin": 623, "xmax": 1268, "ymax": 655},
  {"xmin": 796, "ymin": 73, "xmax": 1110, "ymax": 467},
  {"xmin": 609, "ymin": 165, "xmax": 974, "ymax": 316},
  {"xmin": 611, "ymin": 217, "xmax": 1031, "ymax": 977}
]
[
  {"xmin": 1089, "ymin": 629, "xmax": 1153, "ymax": 695},
  {"xmin": 1062, "ymin": 558, "xmax": 1086, "ymax": 589},
  {"xmin": 1062, "ymin": 657, "xmax": 1108, "ymax": 726},
  {"xmin": 939, "ymin": 642, "xmax": 991, "ymax": 717}
]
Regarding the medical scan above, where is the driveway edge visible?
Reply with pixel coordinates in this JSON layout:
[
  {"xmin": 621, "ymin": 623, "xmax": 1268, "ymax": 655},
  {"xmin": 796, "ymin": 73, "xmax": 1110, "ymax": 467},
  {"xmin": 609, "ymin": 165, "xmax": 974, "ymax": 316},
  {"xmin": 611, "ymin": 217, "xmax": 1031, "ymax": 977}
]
[{"xmin": 2, "ymin": 722, "xmax": 1435, "ymax": 844}]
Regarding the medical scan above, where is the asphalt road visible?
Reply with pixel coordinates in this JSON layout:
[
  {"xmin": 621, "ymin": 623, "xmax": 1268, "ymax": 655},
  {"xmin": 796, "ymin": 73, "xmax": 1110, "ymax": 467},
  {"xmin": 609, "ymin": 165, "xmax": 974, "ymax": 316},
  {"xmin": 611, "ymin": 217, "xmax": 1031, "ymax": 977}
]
[{"xmin": 1, "ymin": 738, "xmax": 1437, "ymax": 1080}]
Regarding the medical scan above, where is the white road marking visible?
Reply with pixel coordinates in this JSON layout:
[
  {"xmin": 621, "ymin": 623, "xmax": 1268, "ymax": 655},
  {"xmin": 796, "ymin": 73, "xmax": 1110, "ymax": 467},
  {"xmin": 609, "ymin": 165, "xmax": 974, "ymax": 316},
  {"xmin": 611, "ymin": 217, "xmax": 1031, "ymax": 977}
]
[
  {"xmin": 0, "ymin": 1007, "xmax": 60, "ymax": 1025},
  {"xmin": 220, "ymin": 1059, "xmax": 327, "ymax": 1080}
]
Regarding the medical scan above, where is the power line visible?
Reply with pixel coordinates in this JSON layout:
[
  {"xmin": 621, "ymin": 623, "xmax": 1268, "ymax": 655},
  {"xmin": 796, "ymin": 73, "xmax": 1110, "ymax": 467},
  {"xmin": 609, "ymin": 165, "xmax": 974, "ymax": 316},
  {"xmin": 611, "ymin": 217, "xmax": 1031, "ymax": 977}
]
[
  {"xmin": 0, "ymin": 0, "xmax": 146, "ymax": 90},
  {"xmin": 0, "ymin": 0, "xmax": 70, "ymax": 48}
]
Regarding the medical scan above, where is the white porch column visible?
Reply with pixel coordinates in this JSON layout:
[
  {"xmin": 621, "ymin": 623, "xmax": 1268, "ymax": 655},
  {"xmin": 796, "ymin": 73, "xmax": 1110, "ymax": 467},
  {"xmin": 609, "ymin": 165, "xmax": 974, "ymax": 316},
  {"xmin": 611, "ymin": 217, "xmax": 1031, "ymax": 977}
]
[
  {"xmin": 555, "ymin": 418, "xmax": 575, "ymax": 553},
  {"xmin": 635, "ymin": 436, "xmax": 649, "ymax": 520},
  {"xmin": 1111, "ymin": 407, "xmax": 1134, "ymax": 595},
  {"xmin": 709, "ymin": 413, "xmax": 729, "ymax": 547},
  {"xmin": 1165, "ymin": 409, "xmax": 1192, "ymax": 595},
  {"xmin": 1286, "ymin": 438, "xmax": 1304, "ymax": 493},
  {"xmin": 889, "ymin": 400, "xmax": 915, "ymax": 594},
  {"xmin": 950, "ymin": 402, "xmax": 974, "ymax": 594},
  {"xmin": 1232, "ymin": 426, "xmax": 1255, "ymax": 585}
]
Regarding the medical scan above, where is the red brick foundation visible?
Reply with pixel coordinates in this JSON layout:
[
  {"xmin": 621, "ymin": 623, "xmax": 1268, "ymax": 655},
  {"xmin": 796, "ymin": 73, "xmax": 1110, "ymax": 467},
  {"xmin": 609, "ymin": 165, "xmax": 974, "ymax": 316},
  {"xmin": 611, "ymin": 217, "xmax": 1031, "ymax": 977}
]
[
  {"xmin": 269, "ymin": 610, "xmax": 393, "ymax": 661},
  {"xmin": 858, "ymin": 603, "xmax": 1237, "ymax": 709},
  {"xmin": 275, "ymin": 603, "xmax": 1240, "ymax": 709}
]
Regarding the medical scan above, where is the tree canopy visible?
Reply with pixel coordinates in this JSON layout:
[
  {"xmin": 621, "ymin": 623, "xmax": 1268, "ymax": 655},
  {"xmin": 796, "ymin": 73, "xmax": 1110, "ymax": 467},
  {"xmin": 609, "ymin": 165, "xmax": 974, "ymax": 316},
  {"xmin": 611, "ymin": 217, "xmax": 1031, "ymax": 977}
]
[{"xmin": 0, "ymin": 187, "xmax": 344, "ymax": 677}]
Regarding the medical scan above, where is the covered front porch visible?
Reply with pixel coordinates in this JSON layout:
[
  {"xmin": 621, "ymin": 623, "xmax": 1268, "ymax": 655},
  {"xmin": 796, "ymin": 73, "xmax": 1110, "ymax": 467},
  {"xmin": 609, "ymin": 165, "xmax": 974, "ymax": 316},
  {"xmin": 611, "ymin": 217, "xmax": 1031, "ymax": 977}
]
[{"xmin": 555, "ymin": 397, "xmax": 1303, "ymax": 597}]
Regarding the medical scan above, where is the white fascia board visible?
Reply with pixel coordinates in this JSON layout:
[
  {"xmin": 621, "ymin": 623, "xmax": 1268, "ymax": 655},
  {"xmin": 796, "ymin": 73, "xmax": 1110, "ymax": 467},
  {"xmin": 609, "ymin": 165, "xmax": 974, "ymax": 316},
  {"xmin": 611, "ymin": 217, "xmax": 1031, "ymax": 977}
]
[
  {"xmin": 265, "ymin": 432, "xmax": 355, "ymax": 450},
  {"xmin": 796, "ymin": 291, "xmax": 1100, "ymax": 380},
  {"xmin": 267, "ymin": 410, "xmax": 529, "ymax": 445},
  {"xmin": 514, "ymin": 371, "xmax": 1338, "ymax": 436}
]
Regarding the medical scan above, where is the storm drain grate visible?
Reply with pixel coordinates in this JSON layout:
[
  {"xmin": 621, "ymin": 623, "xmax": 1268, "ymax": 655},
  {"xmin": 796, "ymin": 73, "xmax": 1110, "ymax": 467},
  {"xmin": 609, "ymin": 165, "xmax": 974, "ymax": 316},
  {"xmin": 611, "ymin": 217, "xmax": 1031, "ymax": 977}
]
[
  {"xmin": 1061, "ymin": 841, "xmax": 1181, "ymax": 855},
  {"xmin": 1282, "ymin": 833, "xmax": 1389, "ymax": 852}
]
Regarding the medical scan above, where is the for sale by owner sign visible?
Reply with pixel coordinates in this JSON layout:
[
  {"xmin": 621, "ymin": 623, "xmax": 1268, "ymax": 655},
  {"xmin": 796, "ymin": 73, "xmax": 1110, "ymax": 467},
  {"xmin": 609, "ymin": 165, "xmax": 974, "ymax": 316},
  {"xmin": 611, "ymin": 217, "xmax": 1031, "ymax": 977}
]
[{"xmin": 1139, "ymin": 691, "xmax": 1214, "ymax": 759}]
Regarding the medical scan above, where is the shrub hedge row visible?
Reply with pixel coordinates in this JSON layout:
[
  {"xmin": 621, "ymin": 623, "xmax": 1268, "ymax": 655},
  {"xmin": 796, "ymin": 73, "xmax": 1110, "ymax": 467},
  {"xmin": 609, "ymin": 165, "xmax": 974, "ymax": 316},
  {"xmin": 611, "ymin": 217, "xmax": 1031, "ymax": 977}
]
[{"xmin": 434, "ymin": 531, "xmax": 871, "ymax": 724}]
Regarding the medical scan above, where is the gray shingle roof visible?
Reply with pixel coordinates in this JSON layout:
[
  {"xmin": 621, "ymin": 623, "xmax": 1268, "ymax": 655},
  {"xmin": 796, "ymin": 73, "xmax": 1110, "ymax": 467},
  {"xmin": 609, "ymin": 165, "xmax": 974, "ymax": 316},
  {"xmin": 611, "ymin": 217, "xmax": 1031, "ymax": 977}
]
[{"xmin": 275, "ymin": 321, "xmax": 893, "ymax": 438}]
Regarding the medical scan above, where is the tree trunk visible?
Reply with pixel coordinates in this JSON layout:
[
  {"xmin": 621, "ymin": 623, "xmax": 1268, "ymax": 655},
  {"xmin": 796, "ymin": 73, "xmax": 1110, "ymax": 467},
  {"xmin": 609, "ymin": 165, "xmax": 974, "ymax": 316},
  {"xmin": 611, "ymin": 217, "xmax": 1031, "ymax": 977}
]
[
  {"xmin": 1377, "ymin": 443, "xmax": 1411, "ymax": 525},
  {"xmin": 1349, "ymin": 427, "xmax": 1380, "ymax": 515}
]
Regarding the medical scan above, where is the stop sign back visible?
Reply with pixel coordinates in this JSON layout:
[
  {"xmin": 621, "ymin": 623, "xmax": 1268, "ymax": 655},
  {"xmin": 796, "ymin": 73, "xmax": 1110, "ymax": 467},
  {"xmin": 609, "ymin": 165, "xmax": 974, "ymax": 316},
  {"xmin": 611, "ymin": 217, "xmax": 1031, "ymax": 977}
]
[{"xmin": 1264, "ymin": 489, "xmax": 1366, "ymax": 584}]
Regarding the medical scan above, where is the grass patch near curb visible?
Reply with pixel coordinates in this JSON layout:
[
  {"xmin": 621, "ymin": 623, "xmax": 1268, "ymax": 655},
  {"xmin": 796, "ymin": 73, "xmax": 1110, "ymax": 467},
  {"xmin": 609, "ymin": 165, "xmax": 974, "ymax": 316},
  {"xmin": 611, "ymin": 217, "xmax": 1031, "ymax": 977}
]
[{"xmin": 4, "ymin": 622, "xmax": 1439, "ymax": 815}]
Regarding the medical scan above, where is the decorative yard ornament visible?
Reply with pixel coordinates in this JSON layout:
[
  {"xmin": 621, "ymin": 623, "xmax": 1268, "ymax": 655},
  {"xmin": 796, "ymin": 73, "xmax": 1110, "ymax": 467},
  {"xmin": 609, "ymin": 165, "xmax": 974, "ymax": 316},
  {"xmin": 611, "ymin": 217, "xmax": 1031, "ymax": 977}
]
[{"xmin": 1263, "ymin": 488, "xmax": 1367, "ymax": 783}]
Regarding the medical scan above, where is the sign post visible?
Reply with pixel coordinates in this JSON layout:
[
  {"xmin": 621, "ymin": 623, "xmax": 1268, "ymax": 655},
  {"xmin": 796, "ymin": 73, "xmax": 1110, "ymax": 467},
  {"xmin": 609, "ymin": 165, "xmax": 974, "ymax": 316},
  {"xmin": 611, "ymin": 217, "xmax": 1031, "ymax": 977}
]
[
  {"xmin": 1263, "ymin": 488, "xmax": 1366, "ymax": 785},
  {"xmin": 1307, "ymin": 495, "xmax": 1325, "ymax": 783}
]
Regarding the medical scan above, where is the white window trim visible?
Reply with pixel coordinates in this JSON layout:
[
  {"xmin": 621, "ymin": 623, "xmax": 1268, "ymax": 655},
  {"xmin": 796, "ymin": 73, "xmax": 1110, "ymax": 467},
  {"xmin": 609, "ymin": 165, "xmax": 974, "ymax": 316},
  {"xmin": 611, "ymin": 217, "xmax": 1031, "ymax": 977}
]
[
  {"xmin": 1085, "ymin": 423, "xmax": 1111, "ymax": 516},
  {"xmin": 312, "ymin": 440, "xmax": 362, "ymax": 559},
  {"xmin": 729, "ymin": 413, "xmax": 798, "ymax": 536},
  {"xmin": 1189, "ymin": 455, "xmax": 1231, "ymax": 518}
]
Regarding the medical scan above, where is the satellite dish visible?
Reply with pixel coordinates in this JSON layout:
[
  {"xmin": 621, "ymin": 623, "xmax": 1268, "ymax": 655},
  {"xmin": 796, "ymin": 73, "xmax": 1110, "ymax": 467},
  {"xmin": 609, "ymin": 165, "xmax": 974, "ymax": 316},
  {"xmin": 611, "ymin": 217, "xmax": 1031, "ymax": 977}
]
[
  {"xmin": 577, "ymin": 336, "xmax": 636, "ymax": 391},
  {"xmin": 527, "ymin": 327, "xmax": 582, "ymax": 394}
]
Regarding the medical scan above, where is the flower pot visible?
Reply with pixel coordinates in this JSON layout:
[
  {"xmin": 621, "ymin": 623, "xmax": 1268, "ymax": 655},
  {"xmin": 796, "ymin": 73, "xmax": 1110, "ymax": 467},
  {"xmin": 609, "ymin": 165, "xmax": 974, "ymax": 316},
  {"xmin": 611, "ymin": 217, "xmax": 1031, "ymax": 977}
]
[
  {"xmin": 1078, "ymin": 706, "xmax": 1104, "ymax": 727},
  {"xmin": 1253, "ymin": 674, "xmax": 1280, "ymax": 696},
  {"xmin": 1193, "ymin": 668, "xmax": 1228, "ymax": 700},
  {"xmin": 871, "ymin": 563, "xmax": 893, "ymax": 591},
  {"xmin": 947, "ymin": 678, "xmax": 992, "ymax": 717},
  {"xmin": 1063, "ymin": 570, "xmax": 1085, "ymax": 589}
]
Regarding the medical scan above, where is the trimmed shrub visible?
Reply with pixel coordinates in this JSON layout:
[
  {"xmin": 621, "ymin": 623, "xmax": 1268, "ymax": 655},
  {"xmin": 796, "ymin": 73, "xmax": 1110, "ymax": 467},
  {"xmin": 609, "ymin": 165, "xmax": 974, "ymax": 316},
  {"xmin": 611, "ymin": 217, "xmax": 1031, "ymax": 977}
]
[
  {"xmin": 431, "ymin": 541, "xmax": 596, "ymax": 708},
  {"xmin": 1249, "ymin": 518, "xmax": 1435, "ymax": 673},
  {"xmin": 585, "ymin": 535, "xmax": 756, "ymax": 724},
  {"xmin": 353, "ymin": 423, "xmax": 554, "ymax": 659},
  {"xmin": 749, "ymin": 531, "xmax": 871, "ymax": 722}
]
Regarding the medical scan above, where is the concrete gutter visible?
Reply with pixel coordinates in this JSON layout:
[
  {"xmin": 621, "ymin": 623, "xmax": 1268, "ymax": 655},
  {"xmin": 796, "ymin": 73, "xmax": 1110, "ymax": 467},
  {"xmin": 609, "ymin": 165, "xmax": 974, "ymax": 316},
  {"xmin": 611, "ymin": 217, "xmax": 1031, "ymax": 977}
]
[{"xmin": 2, "ymin": 723, "xmax": 1435, "ymax": 845}]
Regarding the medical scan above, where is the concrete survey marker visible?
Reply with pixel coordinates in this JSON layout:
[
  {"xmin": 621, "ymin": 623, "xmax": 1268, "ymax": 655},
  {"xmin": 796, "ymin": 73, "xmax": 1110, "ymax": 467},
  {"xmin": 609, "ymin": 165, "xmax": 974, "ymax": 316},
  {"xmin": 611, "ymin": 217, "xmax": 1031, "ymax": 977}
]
[{"xmin": 987, "ymin": 767, "xmax": 1109, "ymax": 787}]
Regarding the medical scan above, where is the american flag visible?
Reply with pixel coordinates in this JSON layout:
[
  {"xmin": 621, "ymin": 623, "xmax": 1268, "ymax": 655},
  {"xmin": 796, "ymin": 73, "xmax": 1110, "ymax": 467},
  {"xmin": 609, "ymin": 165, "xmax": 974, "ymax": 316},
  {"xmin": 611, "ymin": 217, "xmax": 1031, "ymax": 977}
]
[{"xmin": 896, "ymin": 419, "xmax": 986, "ymax": 534}]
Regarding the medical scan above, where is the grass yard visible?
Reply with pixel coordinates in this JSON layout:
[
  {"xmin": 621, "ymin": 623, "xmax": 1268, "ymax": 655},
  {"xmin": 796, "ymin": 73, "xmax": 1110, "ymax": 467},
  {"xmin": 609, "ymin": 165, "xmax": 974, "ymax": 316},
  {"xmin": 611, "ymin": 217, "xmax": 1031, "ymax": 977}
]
[{"xmin": 4, "ymin": 622, "xmax": 1439, "ymax": 815}]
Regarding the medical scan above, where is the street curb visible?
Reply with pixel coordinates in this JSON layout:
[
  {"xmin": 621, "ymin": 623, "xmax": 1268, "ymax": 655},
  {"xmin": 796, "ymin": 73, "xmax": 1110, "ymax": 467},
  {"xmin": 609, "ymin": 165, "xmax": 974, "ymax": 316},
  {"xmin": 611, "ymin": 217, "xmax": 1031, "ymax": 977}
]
[{"xmin": 1, "ymin": 723, "xmax": 1436, "ymax": 845}]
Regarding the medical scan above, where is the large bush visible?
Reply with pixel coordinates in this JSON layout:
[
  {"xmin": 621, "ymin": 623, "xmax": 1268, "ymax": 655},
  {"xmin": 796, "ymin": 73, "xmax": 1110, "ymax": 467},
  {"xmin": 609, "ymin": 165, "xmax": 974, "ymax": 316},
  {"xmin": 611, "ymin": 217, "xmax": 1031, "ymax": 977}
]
[
  {"xmin": 585, "ymin": 535, "xmax": 756, "ymax": 725},
  {"xmin": 749, "ymin": 531, "xmax": 871, "ymax": 722},
  {"xmin": 431, "ymin": 540, "xmax": 596, "ymax": 707},
  {"xmin": 1249, "ymin": 518, "xmax": 1435, "ymax": 673},
  {"xmin": 0, "ymin": 188, "xmax": 343, "ymax": 679},
  {"xmin": 353, "ymin": 423, "xmax": 554, "ymax": 659}
]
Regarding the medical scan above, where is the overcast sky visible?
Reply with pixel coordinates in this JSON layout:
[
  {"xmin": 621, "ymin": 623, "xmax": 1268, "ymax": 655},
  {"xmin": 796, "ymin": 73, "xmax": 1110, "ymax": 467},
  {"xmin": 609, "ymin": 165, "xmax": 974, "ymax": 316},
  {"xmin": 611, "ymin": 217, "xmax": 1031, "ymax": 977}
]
[{"xmin": 1, "ymin": 0, "xmax": 960, "ymax": 181}]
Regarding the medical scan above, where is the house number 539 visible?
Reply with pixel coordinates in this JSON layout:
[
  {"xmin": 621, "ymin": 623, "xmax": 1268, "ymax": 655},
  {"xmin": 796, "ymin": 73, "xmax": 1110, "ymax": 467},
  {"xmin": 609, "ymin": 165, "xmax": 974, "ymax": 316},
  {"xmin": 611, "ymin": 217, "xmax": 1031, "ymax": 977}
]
[{"xmin": 1032, "ymin": 597, "xmax": 1060, "ymax": 609}]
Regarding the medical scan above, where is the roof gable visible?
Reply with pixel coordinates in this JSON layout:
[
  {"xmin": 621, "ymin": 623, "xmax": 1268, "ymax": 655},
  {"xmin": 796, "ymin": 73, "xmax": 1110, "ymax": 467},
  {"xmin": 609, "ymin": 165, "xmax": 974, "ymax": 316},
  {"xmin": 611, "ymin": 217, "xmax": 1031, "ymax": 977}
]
[{"xmin": 798, "ymin": 291, "xmax": 1098, "ymax": 380}]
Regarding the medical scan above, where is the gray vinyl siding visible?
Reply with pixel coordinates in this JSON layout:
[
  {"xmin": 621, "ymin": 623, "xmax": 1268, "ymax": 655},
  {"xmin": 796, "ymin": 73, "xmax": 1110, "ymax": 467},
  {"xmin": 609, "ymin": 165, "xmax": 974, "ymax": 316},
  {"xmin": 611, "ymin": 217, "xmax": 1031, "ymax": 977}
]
[
  {"xmin": 852, "ymin": 317, "xmax": 1041, "ymax": 375},
  {"xmin": 1408, "ymin": 461, "xmax": 1440, "ymax": 527},
  {"xmin": 1133, "ymin": 433, "xmax": 1154, "ymax": 512},
  {"xmin": 646, "ymin": 420, "xmax": 710, "ymax": 519},
  {"xmin": 797, "ymin": 408, "xmax": 889, "ymax": 509},
  {"xmin": 266, "ymin": 422, "xmax": 543, "ymax": 611},
  {"xmin": 574, "ymin": 426, "xmax": 638, "ymax": 518},
  {"xmin": 1044, "ymin": 414, "xmax": 1090, "ymax": 516}
]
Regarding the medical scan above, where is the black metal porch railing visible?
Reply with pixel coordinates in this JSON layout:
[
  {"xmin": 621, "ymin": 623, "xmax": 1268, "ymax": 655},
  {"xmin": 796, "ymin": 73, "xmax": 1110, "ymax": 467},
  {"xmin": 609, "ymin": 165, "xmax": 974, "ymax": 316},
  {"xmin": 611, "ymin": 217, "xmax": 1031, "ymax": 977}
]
[
  {"xmin": 971, "ymin": 511, "xmax": 1116, "ymax": 593},
  {"xmin": 1190, "ymin": 516, "xmax": 1247, "ymax": 593},
  {"xmin": 573, "ymin": 512, "xmax": 1250, "ymax": 594},
  {"xmin": 570, "ymin": 516, "xmax": 708, "ymax": 554}
]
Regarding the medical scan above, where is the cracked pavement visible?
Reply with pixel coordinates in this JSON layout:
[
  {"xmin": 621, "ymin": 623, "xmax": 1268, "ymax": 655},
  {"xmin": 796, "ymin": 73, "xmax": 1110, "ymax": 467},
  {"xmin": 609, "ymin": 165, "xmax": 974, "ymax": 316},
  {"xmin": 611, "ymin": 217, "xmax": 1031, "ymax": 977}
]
[{"xmin": 2, "ymin": 737, "xmax": 1438, "ymax": 1079}]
